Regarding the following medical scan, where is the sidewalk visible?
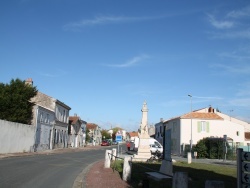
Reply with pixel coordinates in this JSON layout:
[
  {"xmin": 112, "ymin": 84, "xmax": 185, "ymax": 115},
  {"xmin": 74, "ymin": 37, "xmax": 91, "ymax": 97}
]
[
  {"xmin": 84, "ymin": 160, "xmax": 130, "ymax": 188},
  {"xmin": 0, "ymin": 145, "xmax": 103, "ymax": 159}
]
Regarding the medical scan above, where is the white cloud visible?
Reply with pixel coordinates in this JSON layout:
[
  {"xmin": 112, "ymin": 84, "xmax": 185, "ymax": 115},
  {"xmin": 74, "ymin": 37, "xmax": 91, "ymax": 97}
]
[
  {"xmin": 218, "ymin": 46, "xmax": 250, "ymax": 61},
  {"xmin": 103, "ymin": 54, "xmax": 149, "ymax": 68},
  {"xmin": 227, "ymin": 6, "xmax": 250, "ymax": 18},
  {"xmin": 210, "ymin": 29, "xmax": 250, "ymax": 39},
  {"xmin": 229, "ymin": 98, "xmax": 250, "ymax": 107},
  {"xmin": 236, "ymin": 82, "xmax": 250, "ymax": 97},
  {"xmin": 63, "ymin": 15, "xmax": 162, "ymax": 31},
  {"xmin": 211, "ymin": 64, "xmax": 250, "ymax": 75},
  {"xmin": 207, "ymin": 14, "xmax": 234, "ymax": 29},
  {"xmin": 39, "ymin": 69, "xmax": 67, "ymax": 77},
  {"xmin": 192, "ymin": 96, "xmax": 223, "ymax": 100}
]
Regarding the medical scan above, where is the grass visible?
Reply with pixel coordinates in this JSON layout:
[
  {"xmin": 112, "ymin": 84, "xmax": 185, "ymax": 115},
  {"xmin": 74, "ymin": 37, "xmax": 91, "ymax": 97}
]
[{"xmin": 111, "ymin": 160, "xmax": 237, "ymax": 188}]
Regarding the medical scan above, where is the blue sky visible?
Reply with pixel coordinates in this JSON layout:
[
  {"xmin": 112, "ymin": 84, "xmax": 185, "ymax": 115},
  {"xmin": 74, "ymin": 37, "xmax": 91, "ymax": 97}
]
[{"xmin": 1, "ymin": 0, "xmax": 250, "ymax": 131}]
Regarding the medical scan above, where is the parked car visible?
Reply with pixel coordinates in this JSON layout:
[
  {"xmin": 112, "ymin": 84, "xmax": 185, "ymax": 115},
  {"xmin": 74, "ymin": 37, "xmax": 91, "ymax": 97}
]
[
  {"xmin": 112, "ymin": 140, "xmax": 118, "ymax": 145},
  {"xmin": 131, "ymin": 138, "xmax": 163, "ymax": 153},
  {"xmin": 101, "ymin": 140, "xmax": 110, "ymax": 146}
]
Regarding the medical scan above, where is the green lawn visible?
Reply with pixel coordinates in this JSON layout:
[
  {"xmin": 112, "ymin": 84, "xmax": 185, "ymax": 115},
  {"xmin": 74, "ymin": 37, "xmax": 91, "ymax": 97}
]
[{"xmin": 112, "ymin": 160, "xmax": 237, "ymax": 188}]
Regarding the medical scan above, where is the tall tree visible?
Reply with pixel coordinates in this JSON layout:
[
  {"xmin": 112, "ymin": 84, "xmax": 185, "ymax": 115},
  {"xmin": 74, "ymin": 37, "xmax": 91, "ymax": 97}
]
[
  {"xmin": 101, "ymin": 129, "xmax": 111, "ymax": 140},
  {"xmin": 0, "ymin": 78, "xmax": 37, "ymax": 124}
]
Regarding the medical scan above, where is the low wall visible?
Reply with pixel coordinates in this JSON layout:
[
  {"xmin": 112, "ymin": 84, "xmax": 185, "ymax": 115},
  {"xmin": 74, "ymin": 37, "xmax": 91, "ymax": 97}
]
[{"xmin": 0, "ymin": 119, "xmax": 36, "ymax": 154}]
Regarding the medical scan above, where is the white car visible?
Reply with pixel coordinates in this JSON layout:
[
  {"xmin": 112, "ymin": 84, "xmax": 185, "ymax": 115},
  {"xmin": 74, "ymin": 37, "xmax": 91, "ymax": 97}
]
[{"xmin": 150, "ymin": 141, "xmax": 163, "ymax": 153}]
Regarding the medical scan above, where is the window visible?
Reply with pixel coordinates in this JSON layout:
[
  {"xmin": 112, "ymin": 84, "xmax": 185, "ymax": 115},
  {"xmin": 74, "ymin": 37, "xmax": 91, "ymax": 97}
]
[
  {"xmin": 40, "ymin": 112, "xmax": 43, "ymax": 123},
  {"xmin": 63, "ymin": 110, "xmax": 66, "ymax": 123},
  {"xmin": 237, "ymin": 131, "xmax": 240, "ymax": 136},
  {"xmin": 173, "ymin": 122, "xmax": 176, "ymax": 133},
  {"xmin": 54, "ymin": 129, "xmax": 57, "ymax": 144},
  {"xmin": 201, "ymin": 121, "xmax": 206, "ymax": 132},
  {"xmin": 45, "ymin": 114, "xmax": 49, "ymax": 124},
  {"xmin": 198, "ymin": 121, "xmax": 209, "ymax": 133}
]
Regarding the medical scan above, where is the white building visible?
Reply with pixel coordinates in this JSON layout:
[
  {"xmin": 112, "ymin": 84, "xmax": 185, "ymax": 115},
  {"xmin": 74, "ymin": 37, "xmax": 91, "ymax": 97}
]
[
  {"xmin": 86, "ymin": 123, "xmax": 102, "ymax": 145},
  {"xmin": 33, "ymin": 105, "xmax": 55, "ymax": 151},
  {"xmin": 31, "ymin": 91, "xmax": 71, "ymax": 150},
  {"xmin": 158, "ymin": 106, "xmax": 249, "ymax": 156},
  {"xmin": 68, "ymin": 115, "xmax": 87, "ymax": 147}
]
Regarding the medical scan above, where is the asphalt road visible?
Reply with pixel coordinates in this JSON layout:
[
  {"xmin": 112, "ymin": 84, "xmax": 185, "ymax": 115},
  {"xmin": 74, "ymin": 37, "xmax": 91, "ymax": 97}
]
[{"xmin": 0, "ymin": 147, "xmax": 111, "ymax": 188}]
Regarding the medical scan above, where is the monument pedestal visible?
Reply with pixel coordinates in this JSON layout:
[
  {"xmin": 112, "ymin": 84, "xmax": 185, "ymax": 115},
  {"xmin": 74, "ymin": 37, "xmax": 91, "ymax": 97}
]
[{"xmin": 133, "ymin": 138, "xmax": 151, "ymax": 162}]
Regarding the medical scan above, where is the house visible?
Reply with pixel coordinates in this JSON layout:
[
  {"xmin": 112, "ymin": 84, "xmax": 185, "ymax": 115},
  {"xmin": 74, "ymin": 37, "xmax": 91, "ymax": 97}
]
[
  {"xmin": 158, "ymin": 106, "xmax": 249, "ymax": 156},
  {"xmin": 32, "ymin": 105, "xmax": 55, "ymax": 151},
  {"xmin": 116, "ymin": 128, "xmax": 126, "ymax": 142},
  {"xmin": 86, "ymin": 123, "xmax": 102, "ymax": 145},
  {"xmin": 154, "ymin": 118, "xmax": 165, "ymax": 145},
  {"xmin": 68, "ymin": 115, "xmax": 87, "ymax": 147},
  {"xmin": 30, "ymin": 87, "xmax": 71, "ymax": 150},
  {"xmin": 108, "ymin": 126, "xmax": 126, "ymax": 141},
  {"xmin": 148, "ymin": 124, "xmax": 155, "ymax": 137},
  {"xmin": 126, "ymin": 132, "xmax": 139, "ymax": 142},
  {"xmin": 107, "ymin": 129, "xmax": 113, "ymax": 138}
]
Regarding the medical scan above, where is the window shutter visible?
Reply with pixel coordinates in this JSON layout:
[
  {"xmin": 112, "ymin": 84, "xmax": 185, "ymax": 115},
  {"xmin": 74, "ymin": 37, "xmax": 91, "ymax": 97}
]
[
  {"xmin": 206, "ymin": 122, "xmax": 210, "ymax": 133},
  {"xmin": 198, "ymin": 121, "xmax": 201, "ymax": 133}
]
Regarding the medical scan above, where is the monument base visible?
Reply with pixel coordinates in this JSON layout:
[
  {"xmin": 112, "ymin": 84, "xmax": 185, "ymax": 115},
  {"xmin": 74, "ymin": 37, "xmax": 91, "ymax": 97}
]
[{"xmin": 133, "ymin": 138, "xmax": 151, "ymax": 162}]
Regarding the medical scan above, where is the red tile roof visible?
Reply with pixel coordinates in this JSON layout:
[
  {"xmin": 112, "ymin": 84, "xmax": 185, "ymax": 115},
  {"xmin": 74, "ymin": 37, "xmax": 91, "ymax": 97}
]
[
  {"xmin": 129, "ymin": 132, "xmax": 138, "ymax": 137},
  {"xmin": 86, "ymin": 123, "xmax": 98, "ymax": 130},
  {"xmin": 69, "ymin": 116, "xmax": 80, "ymax": 124},
  {"xmin": 181, "ymin": 112, "xmax": 223, "ymax": 120}
]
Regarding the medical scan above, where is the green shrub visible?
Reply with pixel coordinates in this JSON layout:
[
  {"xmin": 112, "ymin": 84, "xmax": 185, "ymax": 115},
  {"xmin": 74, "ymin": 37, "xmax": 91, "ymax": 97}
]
[
  {"xmin": 193, "ymin": 138, "xmax": 208, "ymax": 158},
  {"xmin": 194, "ymin": 137, "xmax": 230, "ymax": 159}
]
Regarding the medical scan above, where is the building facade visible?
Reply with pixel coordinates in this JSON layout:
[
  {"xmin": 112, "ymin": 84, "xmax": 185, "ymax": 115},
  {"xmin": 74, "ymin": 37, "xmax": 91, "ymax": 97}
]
[
  {"xmin": 158, "ymin": 107, "xmax": 249, "ymax": 156},
  {"xmin": 68, "ymin": 115, "xmax": 87, "ymax": 147},
  {"xmin": 31, "ymin": 91, "xmax": 71, "ymax": 150},
  {"xmin": 86, "ymin": 123, "xmax": 102, "ymax": 145}
]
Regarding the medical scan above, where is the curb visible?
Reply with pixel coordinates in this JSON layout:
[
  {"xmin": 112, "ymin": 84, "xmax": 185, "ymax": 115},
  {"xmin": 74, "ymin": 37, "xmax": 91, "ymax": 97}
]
[
  {"xmin": 0, "ymin": 145, "xmax": 104, "ymax": 159},
  {"xmin": 72, "ymin": 159, "xmax": 104, "ymax": 188}
]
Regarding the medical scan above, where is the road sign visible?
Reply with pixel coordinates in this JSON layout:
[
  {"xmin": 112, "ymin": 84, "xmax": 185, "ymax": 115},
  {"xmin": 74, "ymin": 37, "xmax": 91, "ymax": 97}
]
[
  {"xmin": 238, "ymin": 149, "xmax": 250, "ymax": 188},
  {"xmin": 243, "ymin": 162, "xmax": 250, "ymax": 172},
  {"xmin": 116, "ymin": 135, "xmax": 122, "ymax": 142},
  {"xmin": 242, "ymin": 173, "xmax": 250, "ymax": 184},
  {"xmin": 243, "ymin": 152, "xmax": 250, "ymax": 161}
]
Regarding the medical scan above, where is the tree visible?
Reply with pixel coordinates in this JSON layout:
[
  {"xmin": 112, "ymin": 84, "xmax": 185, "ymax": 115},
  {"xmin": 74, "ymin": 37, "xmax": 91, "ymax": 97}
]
[
  {"xmin": 0, "ymin": 78, "xmax": 37, "ymax": 124},
  {"xmin": 85, "ymin": 129, "xmax": 91, "ymax": 143},
  {"xmin": 101, "ymin": 129, "xmax": 111, "ymax": 140}
]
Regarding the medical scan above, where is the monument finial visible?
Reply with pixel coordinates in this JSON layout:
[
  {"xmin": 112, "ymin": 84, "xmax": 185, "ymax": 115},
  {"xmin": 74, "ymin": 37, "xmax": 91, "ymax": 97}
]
[{"xmin": 142, "ymin": 101, "xmax": 148, "ymax": 112}]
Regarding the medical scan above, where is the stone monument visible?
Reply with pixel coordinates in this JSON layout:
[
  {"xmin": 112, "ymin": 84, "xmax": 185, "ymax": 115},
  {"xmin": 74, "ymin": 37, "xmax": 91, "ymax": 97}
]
[{"xmin": 133, "ymin": 101, "xmax": 151, "ymax": 161}]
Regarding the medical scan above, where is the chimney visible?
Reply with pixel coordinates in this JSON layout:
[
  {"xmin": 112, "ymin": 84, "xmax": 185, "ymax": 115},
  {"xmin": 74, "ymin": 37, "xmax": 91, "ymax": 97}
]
[
  {"xmin": 160, "ymin": 118, "xmax": 163, "ymax": 122},
  {"xmin": 25, "ymin": 78, "xmax": 33, "ymax": 86},
  {"xmin": 208, "ymin": 106, "xmax": 214, "ymax": 113}
]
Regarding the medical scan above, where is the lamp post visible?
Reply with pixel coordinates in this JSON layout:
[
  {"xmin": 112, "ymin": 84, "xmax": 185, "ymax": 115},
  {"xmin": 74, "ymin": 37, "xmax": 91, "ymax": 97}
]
[{"xmin": 188, "ymin": 94, "xmax": 193, "ymax": 152}]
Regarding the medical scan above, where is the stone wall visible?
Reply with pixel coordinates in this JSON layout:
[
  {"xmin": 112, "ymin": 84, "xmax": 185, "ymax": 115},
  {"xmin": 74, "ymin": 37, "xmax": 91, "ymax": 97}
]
[{"xmin": 0, "ymin": 119, "xmax": 35, "ymax": 154}]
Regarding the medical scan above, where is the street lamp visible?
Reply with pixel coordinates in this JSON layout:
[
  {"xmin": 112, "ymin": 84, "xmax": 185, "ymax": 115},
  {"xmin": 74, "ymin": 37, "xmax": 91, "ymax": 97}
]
[{"xmin": 188, "ymin": 94, "xmax": 193, "ymax": 152}]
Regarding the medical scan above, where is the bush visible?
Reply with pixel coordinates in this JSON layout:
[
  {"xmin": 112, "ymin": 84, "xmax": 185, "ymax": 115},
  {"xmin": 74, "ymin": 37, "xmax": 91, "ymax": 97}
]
[
  {"xmin": 193, "ymin": 138, "xmax": 208, "ymax": 158},
  {"xmin": 194, "ymin": 137, "xmax": 229, "ymax": 159}
]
